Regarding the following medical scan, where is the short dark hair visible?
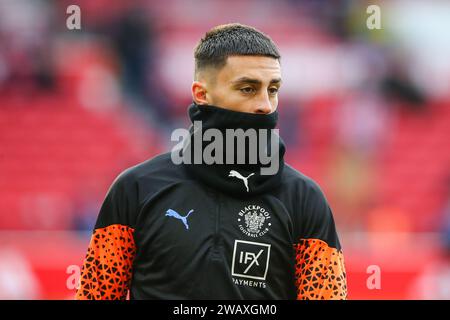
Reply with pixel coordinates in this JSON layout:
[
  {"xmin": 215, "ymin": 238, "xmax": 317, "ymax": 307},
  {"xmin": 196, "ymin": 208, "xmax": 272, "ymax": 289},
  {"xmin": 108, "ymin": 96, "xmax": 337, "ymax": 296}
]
[{"xmin": 194, "ymin": 23, "xmax": 280, "ymax": 79}]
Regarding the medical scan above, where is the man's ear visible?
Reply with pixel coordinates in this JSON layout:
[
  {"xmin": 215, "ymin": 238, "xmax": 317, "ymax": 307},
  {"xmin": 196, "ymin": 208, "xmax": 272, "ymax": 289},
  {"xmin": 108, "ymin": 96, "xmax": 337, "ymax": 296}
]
[{"xmin": 191, "ymin": 81, "xmax": 208, "ymax": 105}]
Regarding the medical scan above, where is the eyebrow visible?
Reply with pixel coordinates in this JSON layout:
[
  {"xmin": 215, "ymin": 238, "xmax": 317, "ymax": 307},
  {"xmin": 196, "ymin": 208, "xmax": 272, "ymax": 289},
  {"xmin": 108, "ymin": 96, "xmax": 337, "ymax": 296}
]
[{"xmin": 231, "ymin": 77, "xmax": 282, "ymax": 86}]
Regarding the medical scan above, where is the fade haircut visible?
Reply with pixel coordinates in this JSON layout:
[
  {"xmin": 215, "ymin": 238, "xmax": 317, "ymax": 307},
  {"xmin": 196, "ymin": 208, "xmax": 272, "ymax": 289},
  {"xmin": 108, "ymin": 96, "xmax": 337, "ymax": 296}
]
[{"xmin": 194, "ymin": 23, "xmax": 281, "ymax": 80}]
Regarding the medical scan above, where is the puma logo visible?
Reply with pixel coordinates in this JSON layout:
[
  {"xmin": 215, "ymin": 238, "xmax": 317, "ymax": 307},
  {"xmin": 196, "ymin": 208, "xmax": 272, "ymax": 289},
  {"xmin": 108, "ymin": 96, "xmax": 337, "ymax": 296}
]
[
  {"xmin": 165, "ymin": 209, "xmax": 194, "ymax": 230},
  {"xmin": 228, "ymin": 170, "xmax": 255, "ymax": 192}
]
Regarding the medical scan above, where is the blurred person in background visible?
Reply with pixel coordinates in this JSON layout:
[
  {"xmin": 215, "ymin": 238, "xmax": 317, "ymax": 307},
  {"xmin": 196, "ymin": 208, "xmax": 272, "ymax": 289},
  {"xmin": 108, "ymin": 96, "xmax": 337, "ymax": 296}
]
[
  {"xmin": 109, "ymin": 4, "xmax": 173, "ymax": 128},
  {"xmin": 0, "ymin": 0, "xmax": 57, "ymax": 96},
  {"xmin": 76, "ymin": 23, "xmax": 347, "ymax": 300},
  {"xmin": 380, "ymin": 52, "xmax": 427, "ymax": 112}
]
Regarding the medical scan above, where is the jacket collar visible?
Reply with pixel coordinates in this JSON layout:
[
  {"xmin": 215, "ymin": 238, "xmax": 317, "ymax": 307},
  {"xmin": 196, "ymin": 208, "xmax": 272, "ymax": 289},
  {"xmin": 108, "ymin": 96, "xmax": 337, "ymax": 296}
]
[{"xmin": 182, "ymin": 102, "xmax": 285, "ymax": 198}]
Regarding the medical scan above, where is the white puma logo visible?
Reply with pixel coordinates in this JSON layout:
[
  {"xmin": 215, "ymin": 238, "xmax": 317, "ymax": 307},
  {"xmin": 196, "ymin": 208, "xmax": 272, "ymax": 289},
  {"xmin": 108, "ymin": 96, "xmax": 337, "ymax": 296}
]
[{"xmin": 228, "ymin": 170, "xmax": 255, "ymax": 192}]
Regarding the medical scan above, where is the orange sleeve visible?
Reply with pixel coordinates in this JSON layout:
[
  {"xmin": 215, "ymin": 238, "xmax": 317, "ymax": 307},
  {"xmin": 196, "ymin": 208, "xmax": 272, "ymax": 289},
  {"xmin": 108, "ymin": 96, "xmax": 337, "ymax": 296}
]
[
  {"xmin": 293, "ymin": 238, "xmax": 347, "ymax": 300},
  {"xmin": 75, "ymin": 224, "xmax": 136, "ymax": 300}
]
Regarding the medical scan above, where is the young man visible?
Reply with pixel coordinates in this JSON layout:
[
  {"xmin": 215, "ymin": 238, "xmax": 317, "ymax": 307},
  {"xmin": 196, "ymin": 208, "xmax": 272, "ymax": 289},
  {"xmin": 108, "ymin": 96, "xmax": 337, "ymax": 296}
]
[{"xmin": 76, "ymin": 23, "xmax": 347, "ymax": 300}]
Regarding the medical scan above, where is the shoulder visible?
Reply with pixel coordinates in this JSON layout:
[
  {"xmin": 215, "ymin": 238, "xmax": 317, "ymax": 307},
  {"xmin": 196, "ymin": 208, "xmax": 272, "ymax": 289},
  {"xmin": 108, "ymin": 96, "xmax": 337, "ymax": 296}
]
[
  {"xmin": 280, "ymin": 163, "xmax": 327, "ymax": 200},
  {"xmin": 278, "ymin": 163, "xmax": 332, "ymax": 224},
  {"xmin": 280, "ymin": 163, "xmax": 341, "ymax": 249},
  {"xmin": 114, "ymin": 152, "xmax": 189, "ymax": 185},
  {"xmin": 106, "ymin": 152, "xmax": 191, "ymax": 205}
]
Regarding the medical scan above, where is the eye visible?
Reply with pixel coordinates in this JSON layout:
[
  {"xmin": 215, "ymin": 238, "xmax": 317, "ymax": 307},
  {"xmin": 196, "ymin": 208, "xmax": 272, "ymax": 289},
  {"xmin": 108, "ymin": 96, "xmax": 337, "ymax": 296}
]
[
  {"xmin": 268, "ymin": 87, "xmax": 279, "ymax": 95},
  {"xmin": 240, "ymin": 87, "xmax": 255, "ymax": 94}
]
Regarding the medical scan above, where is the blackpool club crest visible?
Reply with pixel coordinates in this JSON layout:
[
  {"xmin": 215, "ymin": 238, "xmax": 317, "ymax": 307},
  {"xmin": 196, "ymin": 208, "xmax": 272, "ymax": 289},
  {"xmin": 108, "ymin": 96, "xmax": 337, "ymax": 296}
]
[{"xmin": 237, "ymin": 205, "xmax": 271, "ymax": 238}]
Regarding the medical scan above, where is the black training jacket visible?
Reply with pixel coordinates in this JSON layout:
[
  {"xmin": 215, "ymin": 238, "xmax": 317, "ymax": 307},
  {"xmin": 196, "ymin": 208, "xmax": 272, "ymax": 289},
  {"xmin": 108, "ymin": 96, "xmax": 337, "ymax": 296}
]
[
  {"xmin": 76, "ymin": 152, "xmax": 347, "ymax": 300},
  {"xmin": 76, "ymin": 103, "xmax": 347, "ymax": 300}
]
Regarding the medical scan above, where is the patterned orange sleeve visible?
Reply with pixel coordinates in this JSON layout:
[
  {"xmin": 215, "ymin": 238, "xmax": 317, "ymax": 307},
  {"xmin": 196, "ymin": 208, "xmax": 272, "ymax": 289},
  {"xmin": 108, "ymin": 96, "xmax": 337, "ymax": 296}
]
[
  {"xmin": 75, "ymin": 224, "xmax": 137, "ymax": 300},
  {"xmin": 293, "ymin": 238, "xmax": 347, "ymax": 300}
]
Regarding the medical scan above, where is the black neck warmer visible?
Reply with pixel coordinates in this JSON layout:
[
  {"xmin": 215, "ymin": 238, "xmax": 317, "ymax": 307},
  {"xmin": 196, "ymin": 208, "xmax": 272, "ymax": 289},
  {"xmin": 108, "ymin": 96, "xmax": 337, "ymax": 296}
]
[{"xmin": 181, "ymin": 103, "xmax": 286, "ymax": 198}]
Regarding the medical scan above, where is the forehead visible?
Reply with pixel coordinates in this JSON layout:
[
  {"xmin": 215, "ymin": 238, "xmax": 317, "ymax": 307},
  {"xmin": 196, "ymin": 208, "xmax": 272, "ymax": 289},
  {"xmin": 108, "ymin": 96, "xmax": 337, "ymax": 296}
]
[{"xmin": 217, "ymin": 55, "xmax": 281, "ymax": 83}]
